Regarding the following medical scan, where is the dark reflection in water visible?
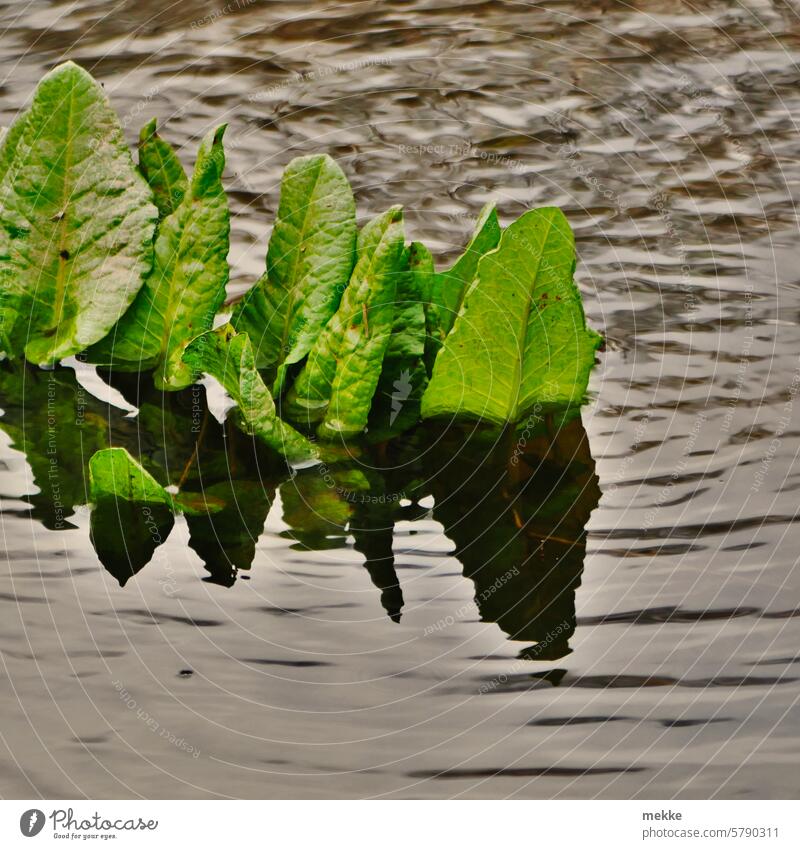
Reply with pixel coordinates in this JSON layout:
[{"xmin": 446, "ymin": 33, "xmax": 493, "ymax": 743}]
[
  {"xmin": 0, "ymin": 359, "xmax": 599, "ymax": 661},
  {"xmin": 91, "ymin": 497, "xmax": 175, "ymax": 588},
  {"xmin": 426, "ymin": 418, "xmax": 599, "ymax": 659}
]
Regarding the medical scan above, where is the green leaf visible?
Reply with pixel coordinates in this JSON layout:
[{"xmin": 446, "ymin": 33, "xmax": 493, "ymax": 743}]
[
  {"xmin": 138, "ymin": 118, "xmax": 188, "ymax": 218},
  {"xmin": 367, "ymin": 358, "xmax": 427, "ymax": 443},
  {"xmin": 423, "ymin": 202, "xmax": 501, "ymax": 371},
  {"xmin": 0, "ymin": 294, "xmax": 19, "ymax": 360},
  {"xmin": 0, "ymin": 109, "xmax": 26, "ymax": 357},
  {"xmin": 89, "ymin": 124, "xmax": 230, "ymax": 390},
  {"xmin": 89, "ymin": 447, "xmax": 172, "ymax": 505},
  {"xmin": 0, "ymin": 61, "xmax": 157, "ymax": 365},
  {"xmin": 183, "ymin": 325, "xmax": 317, "ymax": 463},
  {"xmin": 283, "ymin": 206, "xmax": 407, "ymax": 440},
  {"xmin": 367, "ymin": 243, "xmax": 428, "ymax": 440},
  {"xmin": 231, "ymin": 154, "xmax": 357, "ymax": 392},
  {"xmin": 0, "ymin": 111, "xmax": 29, "ymax": 185},
  {"xmin": 384, "ymin": 246, "xmax": 425, "ymax": 361},
  {"xmin": 409, "ymin": 240, "xmax": 434, "ymax": 313},
  {"xmin": 88, "ymin": 448, "xmax": 178, "ymax": 587},
  {"xmin": 421, "ymin": 207, "xmax": 601, "ymax": 426}
]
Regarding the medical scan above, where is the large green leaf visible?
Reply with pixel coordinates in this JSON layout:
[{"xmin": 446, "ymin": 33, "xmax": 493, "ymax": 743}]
[
  {"xmin": 0, "ymin": 111, "xmax": 29, "ymax": 185},
  {"xmin": 231, "ymin": 154, "xmax": 356, "ymax": 392},
  {"xmin": 0, "ymin": 61, "xmax": 157, "ymax": 365},
  {"xmin": 283, "ymin": 206, "xmax": 407, "ymax": 440},
  {"xmin": 421, "ymin": 207, "xmax": 601, "ymax": 426},
  {"xmin": 423, "ymin": 203, "xmax": 500, "ymax": 342},
  {"xmin": 183, "ymin": 325, "xmax": 317, "ymax": 463},
  {"xmin": 384, "ymin": 246, "xmax": 425, "ymax": 361},
  {"xmin": 0, "ymin": 114, "xmax": 30, "ymax": 356},
  {"xmin": 138, "ymin": 118, "xmax": 188, "ymax": 219},
  {"xmin": 89, "ymin": 124, "xmax": 229, "ymax": 390}
]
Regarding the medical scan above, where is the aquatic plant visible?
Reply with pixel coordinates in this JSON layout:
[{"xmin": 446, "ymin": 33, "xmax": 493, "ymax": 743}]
[{"xmin": 0, "ymin": 61, "xmax": 601, "ymax": 469}]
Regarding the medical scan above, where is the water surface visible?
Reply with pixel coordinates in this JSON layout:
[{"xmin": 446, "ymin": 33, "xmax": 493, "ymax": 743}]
[{"xmin": 1, "ymin": 0, "xmax": 799, "ymax": 799}]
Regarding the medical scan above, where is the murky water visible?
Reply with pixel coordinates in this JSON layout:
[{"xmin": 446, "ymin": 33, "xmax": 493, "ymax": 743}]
[{"xmin": 2, "ymin": 0, "xmax": 800, "ymax": 799}]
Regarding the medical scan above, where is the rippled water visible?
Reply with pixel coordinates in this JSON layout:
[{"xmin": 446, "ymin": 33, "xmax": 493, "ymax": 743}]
[{"xmin": 2, "ymin": 0, "xmax": 800, "ymax": 799}]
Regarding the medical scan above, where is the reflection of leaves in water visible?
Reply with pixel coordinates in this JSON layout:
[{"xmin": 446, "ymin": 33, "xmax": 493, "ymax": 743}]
[
  {"xmin": 279, "ymin": 467, "xmax": 369, "ymax": 550},
  {"xmin": 104, "ymin": 373, "xmax": 226, "ymax": 487},
  {"xmin": 429, "ymin": 416, "xmax": 600, "ymax": 658},
  {"xmin": 88, "ymin": 448, "xmax": 175, "ymax": 587},
  {"xmin": 350, "ymin": 480, "xmax": 404, "ymax": 623},
  {"xmin": 90, "ymin": 498, "xmax": 174, "ymax": 587},
  {"xmin": 0, "ymin": 363, "xmax": 113, "ymax": 528},
  {"xmin": 1, "ymin": 361, "xmax": 599, "ymax": 659},
  {"xmin": 185, "ymin": 479, "xmax": 276, "ymax": 587}
]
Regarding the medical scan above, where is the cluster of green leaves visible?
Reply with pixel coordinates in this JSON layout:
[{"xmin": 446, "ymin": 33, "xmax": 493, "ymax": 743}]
[{"xmin": 1, "ymin": 62, "xmax": 601, "ymax": 466}]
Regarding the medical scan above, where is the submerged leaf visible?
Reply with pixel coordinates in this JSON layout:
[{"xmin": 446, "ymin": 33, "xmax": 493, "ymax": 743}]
[
  {"xmin": 231, "ymin": 154, "xmax": 357, "ymax": 391},
  {"xmin": 421, "ymin": 207, "xmax": 601, "ymax": 425},
  {"xmin": 89, "ymin": 124, "xmax": 230, "ymax": 390},
  {"xmin": 183, "ymin": 325, "xmax": 316, "ymax": 463},
  {"xmin": 284, "ymin": 206, "xmax": 407, "ymax": 440},
  {"xmin": 0, "ymin": 61, "xmax": 157, "ymax": 365},
  {"xmin": 138, "ymin": 118, "xmax": 188, "ymax": 218}
]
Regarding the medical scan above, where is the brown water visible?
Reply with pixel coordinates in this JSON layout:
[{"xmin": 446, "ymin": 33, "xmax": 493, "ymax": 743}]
[{"xmin": 2, "ymin": 0, "xmax": 800, "ymax": 799}]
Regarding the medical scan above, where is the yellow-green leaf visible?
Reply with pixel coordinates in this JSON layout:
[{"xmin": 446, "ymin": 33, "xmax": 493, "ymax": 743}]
[
  {"xmin": 0, "ymin": 62, "xmax": 157, "ymax": 365},
  {"xmin": 421, "ymin": 207, "xmax": 601, "ymax": 425}
]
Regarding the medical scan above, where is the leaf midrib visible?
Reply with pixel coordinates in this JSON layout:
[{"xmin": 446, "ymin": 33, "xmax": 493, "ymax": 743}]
[
  {"xmin": 509, "ymin": 211, "xmax": 556, "ymax": 422},
  {"xmin": 52, "ymin": 79, "xmax": 76, "ymax": 331}
]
